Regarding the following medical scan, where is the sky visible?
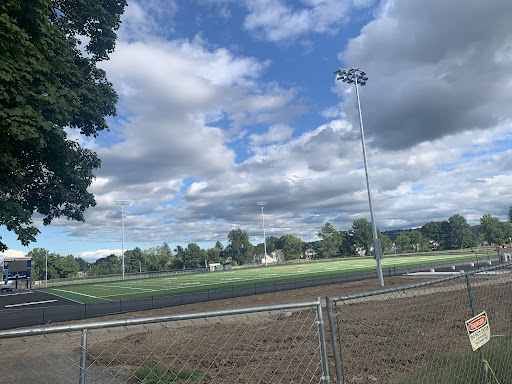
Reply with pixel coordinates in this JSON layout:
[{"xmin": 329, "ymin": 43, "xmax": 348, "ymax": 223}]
[{"xmin": 2, "ymin": 0, "xmax": 512, "ymax": 262}]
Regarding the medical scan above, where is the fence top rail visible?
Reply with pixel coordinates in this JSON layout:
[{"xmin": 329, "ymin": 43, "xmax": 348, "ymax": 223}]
[
  {"xmin": 328, "ymin": 260, "xmax": 512, "ymax": 304},
  {"xmin": 0, "ymin": 299, "xmax": 320, "ymax": 339}
]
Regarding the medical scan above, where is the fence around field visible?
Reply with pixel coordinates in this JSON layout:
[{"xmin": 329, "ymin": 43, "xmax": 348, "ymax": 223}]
[
  {"xmin": 0, "ymin": 300, "xmax": 330, "ymax": 384},
  {"xmin": 0, "ymin": 255, "xmax": 500, "ymax": 331},
  {"xmin": 326, "ymin": 261, "xmax": 512, "ymax": 384},
  {"xmin": 0, "ymin": 261, "xmax": 510, "ymax": 383}
]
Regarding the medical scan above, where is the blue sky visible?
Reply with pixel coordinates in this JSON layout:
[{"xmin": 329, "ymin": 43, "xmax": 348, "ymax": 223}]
[{"xmin": 2, "ymin": 0, "xmax": 512, "ymax": 261}]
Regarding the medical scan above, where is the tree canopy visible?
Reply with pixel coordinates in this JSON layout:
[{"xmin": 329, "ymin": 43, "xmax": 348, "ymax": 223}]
[
  {"xmin": 0, "ymin": 0, "xmax": 127, "ymax": 251},
  {"xmin": 223, "ymin": 229, "xmax": 254, "ymax": 265}
]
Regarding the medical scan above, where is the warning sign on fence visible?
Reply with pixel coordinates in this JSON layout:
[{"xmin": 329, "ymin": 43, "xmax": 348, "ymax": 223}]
[{"xmin": 465, "ymin": 311, "xmax": 490, "ymax": 351}]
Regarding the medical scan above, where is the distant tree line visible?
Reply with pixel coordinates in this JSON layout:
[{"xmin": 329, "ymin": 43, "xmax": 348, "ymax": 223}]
[{"xmin": 26, "ymin": 209, "xmax": 512, "ymax": 280}]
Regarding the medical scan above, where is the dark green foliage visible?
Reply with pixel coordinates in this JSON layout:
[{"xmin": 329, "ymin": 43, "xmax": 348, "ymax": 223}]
[
  {"xmin": 479, "ymin": 213, "xmax": 504, "ymax": 245},
  {"xmin": 0, "ymin": 0, "xmax": 126, "ymax": 251},
  {"xmin": 222, "ymin": 229, "xmax": 254, "ymax": 265},
  {"xmin": 277, "ymin": 234, "xmax": 303, "ymax": 260},
  {"xmin": 316, "ymin": 222, "xmax": 343, "ymax": 258},
  {"xmin": 134, "ymin": 365, "xmax": 202, "ymax": 383},
  {"xmin": 447, "ymin": 214, "xmax": 476, "ymax": 249},
  {"xmin": 180, "ymin": 243, "xmax": 206, "ymax": 268}
]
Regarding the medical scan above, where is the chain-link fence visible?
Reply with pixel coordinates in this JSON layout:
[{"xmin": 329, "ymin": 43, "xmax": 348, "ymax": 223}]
[
  {"xmin": 326, "ymin": 261, "xmax": 512, "ymax": 384},
  {"xmin": 0, "ymin": 300, "xmax": 330, "ymax": 383}
]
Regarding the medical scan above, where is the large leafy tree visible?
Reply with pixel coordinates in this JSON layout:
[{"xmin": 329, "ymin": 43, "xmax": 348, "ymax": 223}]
[
  {"xmin": 223, "ymin": 229, "xmax": 254, "ymax": 265},
  {"xmin": 480, "ymin": 214, "xmax": 504, "ymax": 245},
  {"xmin": 0, "ymin": 0, "xmax": 126, "ymax": 251},
  {"xmin": 316, "ymin": 222, "xmax": 343, "ymax": 258},
  {"xmin": 350, "ymin": 218, "xmax": 373, "ymax": 255},
  {"xmin": 447, "ymin": 214, "xmax": 476, "ymax": 249},
  {"xmin": 180, "ymin": 243, "xmax": 206, "ymax": 269},
  {"xmin": 508, "ymin": 206, "xmax": 512, "ymax": 223},
  {"xmin": 277, "ymin": 234, "xmax": 303, "ymax": 260}
]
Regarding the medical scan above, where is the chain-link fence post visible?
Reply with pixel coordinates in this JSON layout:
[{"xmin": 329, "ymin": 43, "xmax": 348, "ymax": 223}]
[
  {"xmin": 326, "ymin": 296, "xmax": 343, "ymax": 384},
  {"xmin": 315, "ymin": 298, "xmax": 330, "ymax": 384},
  {"xmin": 79, "ymin": 328, "xmax": 88, "ymax": 384},
  {"xmin": 465, "ymin": 273, "xmax": 489, "ymax": 384}
]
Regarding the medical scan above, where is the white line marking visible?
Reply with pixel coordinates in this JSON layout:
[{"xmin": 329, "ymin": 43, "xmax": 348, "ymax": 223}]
[
  {"xmin": 50, "ymin": 288, "xmax": 111, "ymax": 302},
  {"xmin": 44, "ymin": 291, "xmax": 83, "ymax": 304},
  {"xmin": 5, "ymin": 300, "xmax": 58, "ymax": 308},
  {"xmin": 102, "ymin": 284, "xmax": 159, "ymax": 292},
  {"xmin": 2, "ymin": 291, "xmax": 34, "ymax": 296}
]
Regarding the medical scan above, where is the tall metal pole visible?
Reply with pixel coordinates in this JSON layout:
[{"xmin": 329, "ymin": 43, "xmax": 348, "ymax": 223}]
[
  {"xmin": 116, "ymin": 200, "xmax": 131, "ymax": 280},
  {"xmin": 334, "ymin": 67, "xmax": 384, "ymax": 286},
  {"xmin": 257, "ymin": 202, "xmax": 268, "ymax": 266},
  {"xmin": 45, "ymin": 252, "xmax": 48, "ymax": 288}
]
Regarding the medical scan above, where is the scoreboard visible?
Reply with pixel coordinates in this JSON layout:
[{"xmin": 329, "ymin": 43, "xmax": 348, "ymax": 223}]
[{"xmin": 2, "ymin": 258, "xmax": 31, "ymax": 280}]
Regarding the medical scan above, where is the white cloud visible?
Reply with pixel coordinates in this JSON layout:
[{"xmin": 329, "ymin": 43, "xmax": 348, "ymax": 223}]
[
  {"xmin": 241, "ymin": 0, "xmax": 357, "ymax": 42},
  {"xmin": 0, "ymin": 249, "xmax": 27, "ymax": 259},
  {"xmin": 249, "ymin": 124, "xmax": 294, "ymax": 146}
]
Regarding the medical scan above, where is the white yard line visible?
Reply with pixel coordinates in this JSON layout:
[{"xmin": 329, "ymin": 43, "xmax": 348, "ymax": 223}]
[
  {"xmin": 50, "ymin": 288, "xmax": 111, "ymax": 302},
  {"xmin": 2, "ymin": 291, "xmax": 34, "ymax": 296},
  {"xmin": 102, "ymin": 284, "xmax": 160, "ymax": 292},
  {"xmin": 5, "ymin": 300, "xmax": 58, "ymax": 308}
]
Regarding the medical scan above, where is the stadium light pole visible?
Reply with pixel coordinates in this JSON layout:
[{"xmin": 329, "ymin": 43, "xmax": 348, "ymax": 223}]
[
  {"xmin": 333, "ymin": 67, "xmax": 384, "ymax": 287},
  {"xmin": 257, "ymin": 202, "xmax": 268, "ymax": 266},
  {"xmin": 116, "ymin": 200, "xmax": 131, "ymax": 280}
]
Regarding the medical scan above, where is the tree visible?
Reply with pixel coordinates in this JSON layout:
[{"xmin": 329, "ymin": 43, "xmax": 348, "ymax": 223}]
[
  {"xmin": 480, "ymin": 214, "xmax": 504, "ymax": 245},
  {"xmin": 379, "ymin": 232, "xmax": 393, "ymax": 254},
  {"xmin": 316, "ymin": 222, "xmax": 343, "ymax": 258},
  {"xmin": 0, "ymin": 0, "xmax": 127, "ymax": 251},
  {"xmin": 508, "ymin": 206, "xmax": 512, "ymax": 223},
  {"xmin": 278, "ymin": 235, "xmax": 303, "ymax": 261},
  {"xmin": 395, "ymin": 234, "xmax": 411, "ymax": 253},
  {"xmin": 351, "ymin": 218, "xmax": 373, "ymax": 255},
  {"xmin": 395, "ymin": 231, "xmax": 427, "ymax": 253},
  {"xmin": 420, "ymin": 221, "xmax": 448, "ymax": 249},
  {"xmin": 223, "ymin": 229, "xmax": 254, "ymax": 265},
  {"xmin": 54, "ymin": 254, "xmax": 79, "ymax": 278},
  {"xmin": 214, "ymin": 241, "xmax": 224, "ymax": 251},
  {"xmin": 124, "ymin": 247, "xmax": 145, "ymax": 273},
  {"xmin": 89, "ymin": 254, "xmax": 120, "ymax": 276},
  {"xmin": 265, "ymin": 236, "xmax": 280, "ymax": 255},
  {"xmin": 27, "ymin": 248, "xmax": 50, "ymax": 280},
  {"xmin": 144, "ymin": 244, "xmax": 173, "ymax": 271},
  {"xmin": 75, "ymin": 257, "xmax": 89, "ymax": 272},
  {"xmin": 180, "ymin": 243, "xmax": 206, "ymax": 269},
  {"xmin": 447, "ymin": 214, "xmax": 476, "ymax": 249},
  {"xmin": 206, "ymin": 247, "xmax": 223, "ymax": 264},
  {"xmin": 409, "ymin": 230, "xmax": 428, "ymax": 252}
]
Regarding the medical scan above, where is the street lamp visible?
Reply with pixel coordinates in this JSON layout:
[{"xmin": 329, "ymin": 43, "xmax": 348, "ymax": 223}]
[
  {"xmin": 334, "ymin": 67, "xmax": 384, "ymax": 287},
  {"xmin": 257, "ymin": 202, "xmax": 268, "ymax": 266},
  {"xmin": 115, "ymin": 200, "xmax": 131, "ymax": 280}
]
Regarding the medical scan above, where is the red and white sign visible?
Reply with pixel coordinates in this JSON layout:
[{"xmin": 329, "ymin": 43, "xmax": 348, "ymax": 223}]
[{"xmin": 465, "ymin": 311, "xmax": 490, "ymax": 351}]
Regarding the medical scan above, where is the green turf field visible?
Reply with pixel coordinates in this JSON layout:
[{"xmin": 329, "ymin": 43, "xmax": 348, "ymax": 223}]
[{"xmin": 43, "ymin": 253, "xmax": 488, "ymax": 304}]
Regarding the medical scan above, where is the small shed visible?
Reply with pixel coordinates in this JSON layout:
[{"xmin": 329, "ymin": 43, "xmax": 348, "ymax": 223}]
[{"xmin": 209, "ymin": 263, "xmax": 223, "ymax": 272}]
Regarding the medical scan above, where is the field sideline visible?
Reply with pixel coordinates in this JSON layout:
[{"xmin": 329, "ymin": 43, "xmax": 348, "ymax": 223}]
[{"xmin": 43, "ymin": 253, "xmax": 488, "ymax": 304}]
